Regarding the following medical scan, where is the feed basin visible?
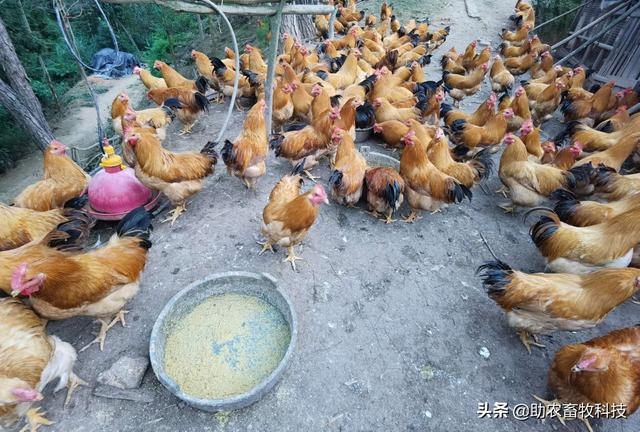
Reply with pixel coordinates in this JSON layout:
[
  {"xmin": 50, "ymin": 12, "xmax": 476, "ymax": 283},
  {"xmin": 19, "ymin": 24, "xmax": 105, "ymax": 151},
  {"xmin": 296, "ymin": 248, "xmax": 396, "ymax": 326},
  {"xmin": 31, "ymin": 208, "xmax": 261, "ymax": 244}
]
[{"xmin": 149, "ymin": 272, "xmax": 297, "ymax": 412}]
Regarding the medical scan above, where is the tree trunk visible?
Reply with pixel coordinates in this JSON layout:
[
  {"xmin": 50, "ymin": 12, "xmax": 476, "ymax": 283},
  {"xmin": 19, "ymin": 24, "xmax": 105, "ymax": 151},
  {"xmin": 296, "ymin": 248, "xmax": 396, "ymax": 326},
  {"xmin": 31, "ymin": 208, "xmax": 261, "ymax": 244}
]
[
  {"xmin": 0, "ymin": 80, "xmax": 54, "ymax": 151},
  {"xmin": 280, "ymin": 0, "xmax": 319, "ymax": 45},
  {"xmin": 0, "ymin": 16, "xmax": 53, "ymax": 151}
]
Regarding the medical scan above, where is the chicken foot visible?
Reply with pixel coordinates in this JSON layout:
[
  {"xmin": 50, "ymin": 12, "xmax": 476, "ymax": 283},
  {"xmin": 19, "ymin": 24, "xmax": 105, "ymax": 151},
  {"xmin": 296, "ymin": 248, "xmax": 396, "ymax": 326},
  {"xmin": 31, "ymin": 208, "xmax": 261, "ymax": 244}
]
[
  {"xmin": 80, "ymin": 310, "xmax": 128, "ymax": 352},
  {"xmin": 304, "ymin": 170, "xmax": 319, "ymax": 182},
  {"xmin": 283, "ymin": 245, "xmax": 303, "ymax": 270},
  {"xmin": 495, "ymin": 186, "xmax": 509, "ymax": 197},
  {"xmin": 368, "ymin": 209, "xmax": 397, "ymax": 224},
  {"xmin": 257, "ymin": 240, "xmax": 275, "ymax": 255},
  {"xmin": 532, "ymin": 395, "xmax": 592, "ymax": 432},
  {"xmin": 498, "ymin": 202, "xmax": 517, "ymax": 214},
  {"xmin": 179, "ymin": 120, "xmax": 197, "ymax": 135},
  {"xmin": 163, "ymin": 203, "xmax": 187, "ymax": 225},
  {"xmin": 19, "ymin": 408, "xmax": 53, "ymax": 432},
  {"xmin": 61, "ymin": 373, "xmax": 88, "ymax": 407},
  {"xmin": 402, "ymin": 210, "xmax": 422, "ymax": 223},
  {"xmin": 518, "ymin": 330, "xmax": 545, "ymax": 354}
]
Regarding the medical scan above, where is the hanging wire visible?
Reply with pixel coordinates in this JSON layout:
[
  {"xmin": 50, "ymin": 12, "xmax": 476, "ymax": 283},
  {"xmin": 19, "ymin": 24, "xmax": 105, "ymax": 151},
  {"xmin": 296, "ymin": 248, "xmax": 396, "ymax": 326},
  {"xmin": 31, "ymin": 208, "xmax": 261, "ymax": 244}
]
[
  {"xmin": 196, "ymin": 0, "xmax": 241, "ymax": 144},
  {"xmin": 93, "ymin": 0, "xmax": 119, "ymax": 53}
]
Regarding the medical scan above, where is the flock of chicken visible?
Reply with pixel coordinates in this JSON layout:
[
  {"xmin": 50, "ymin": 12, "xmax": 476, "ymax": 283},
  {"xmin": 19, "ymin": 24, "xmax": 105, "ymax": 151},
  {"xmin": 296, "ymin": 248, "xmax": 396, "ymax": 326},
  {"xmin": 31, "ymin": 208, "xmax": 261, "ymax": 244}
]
[{"xmin": 1, "ymin": 0, "xmax": 640, "ymax": 430}]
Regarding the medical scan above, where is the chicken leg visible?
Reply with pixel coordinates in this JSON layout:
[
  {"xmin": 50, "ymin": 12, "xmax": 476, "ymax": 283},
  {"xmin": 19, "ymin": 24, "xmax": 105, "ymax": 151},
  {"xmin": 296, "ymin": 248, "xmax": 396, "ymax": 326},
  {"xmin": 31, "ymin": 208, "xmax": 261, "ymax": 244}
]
[
  {"xmin": 80, "ymin": 310, "xmax": 128, "ymax": 352},
  {"xmin": 532, "ymin": 395, "xmax": 567, "ymax": 427},
  {"xmin": 283, "ymin": 245, "xmax": 303, "ymax": 270},
  {"xmin": 495, "ymin": 186, "xmax": 509, "ymax": 197},
  {"xmin": 163, "ymin": 203, "xmax": 187, "ymax": 225},
  {"xmin": 518, "ymin": 330, "xmax": 545, "ymax": 354},
  {"xmin": 19, "ymin": 408, "xmax": 53, "ymax": 432},
  {"xmin": 62, "ymin": 373, "xmax": 88, "ymax": 407},
  {"xmin": 179, "ymin": 120, "xmax": 197, "ymax": 135},
  {"xmin": 385, "ymin": 210, "xmax": 397, "ymax": 224},
  {"xmin": 498, "ymin": 202, "xmax": 517, "ymax": 214},
  {"xmin": 304, "ymin": 170, "xmax": 319, "ymax": 182}
]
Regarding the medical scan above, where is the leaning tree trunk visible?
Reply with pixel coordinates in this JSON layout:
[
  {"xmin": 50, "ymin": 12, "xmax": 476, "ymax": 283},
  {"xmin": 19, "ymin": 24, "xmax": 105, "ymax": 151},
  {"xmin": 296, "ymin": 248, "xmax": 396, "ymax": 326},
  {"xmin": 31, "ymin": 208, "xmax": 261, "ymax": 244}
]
[
  {"xmin": 280, "ymin": 0, "xmax": 319, "ymax": 44},
  {"xmin": 0, "ymin": 17, "xmax": 53, "ymax": 151}
]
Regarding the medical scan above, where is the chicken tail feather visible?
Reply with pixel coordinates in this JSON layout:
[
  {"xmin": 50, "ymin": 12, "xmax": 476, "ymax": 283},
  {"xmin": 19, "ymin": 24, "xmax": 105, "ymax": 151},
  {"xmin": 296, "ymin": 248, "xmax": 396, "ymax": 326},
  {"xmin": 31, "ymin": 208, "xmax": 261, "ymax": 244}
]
[
  {"xmin": 469, "ymin": 148, "xmax": 494, "ymax": 180},
  {"xmin": 528, "ymin": 208, "xmax": 560, "ymax": 249},
  {"xmin": 329, "ymin": 170, "xmax": 343, "ymax": 189},
  {"xmin": 43, "ymin": 211, "xmax": 95, "ymax": 252},
  {"xmin": 63, "ymin": 195, "xmax": 88, "ymax": 209},
  {"xmin": 269, "ymin": 134, "xmax": 284, "ymax": 156},
  {"xmin": 221, "ymin": 139, "xmax": 235, "ymax": 166},
  {"xmin": 551, "ymin": 189, "xmax": 580, "ymax": 223},
  {"xmin": 195, "ymin": 76, "xmax": 209, "ymax": 94},
  {"xmin": 194, "ymin": 92, "xmax": 210, "ymax": 113},
  {"xmin": 116, "ymin": 207, "xmax": 153, "ymax": 250},
  {"xmin": 385, "ymin": 181, "xmax": 402, "ymax": 209},
  {"xmin": 200, "ymin": 141, "xmax": 219, "ymax": 164},
  {"xmin": 477, "ymin": 260, "xmax": 513, "ymax": 297}
]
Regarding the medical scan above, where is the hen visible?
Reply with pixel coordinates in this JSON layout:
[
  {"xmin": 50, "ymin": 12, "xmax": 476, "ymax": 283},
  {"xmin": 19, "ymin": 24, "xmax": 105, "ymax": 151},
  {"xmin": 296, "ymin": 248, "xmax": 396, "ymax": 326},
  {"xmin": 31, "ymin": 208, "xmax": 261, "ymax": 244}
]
[
  {"xmin": 328, "ymin": 128, "xmax": 367, "ymax": 206},
  {"xmin": 364, "ymin": 166, "xmax": 405, "ymax": 223},
  {"xmin": 147, "ymin": 87, "xmax": 209, "ymax": 134},
  {"xmin": 0, "ymin": 298, "xmax": 84, "ymax": 431},
  {"xmin": 133, "ymin": 66, "xmax": 167, "ymax": 90},
  {"xmin": 260, "ymin": 164, "xmax": 328, "ymax": 270},
  {"xmin": 13, "ymin": 141, "xmax": 89, "ymax": 212},
  {"xmin": 479, "ymin": 260, "xmax": 640, "ymax": 353}
]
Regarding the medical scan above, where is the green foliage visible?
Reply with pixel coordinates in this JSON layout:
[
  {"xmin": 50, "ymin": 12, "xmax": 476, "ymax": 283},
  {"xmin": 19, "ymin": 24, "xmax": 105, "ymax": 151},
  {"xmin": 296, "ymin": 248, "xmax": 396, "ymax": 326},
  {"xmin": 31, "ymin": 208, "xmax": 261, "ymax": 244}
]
[{"xmin": 533, "ymin": 0, "xmax": 583, "ymax": 44}]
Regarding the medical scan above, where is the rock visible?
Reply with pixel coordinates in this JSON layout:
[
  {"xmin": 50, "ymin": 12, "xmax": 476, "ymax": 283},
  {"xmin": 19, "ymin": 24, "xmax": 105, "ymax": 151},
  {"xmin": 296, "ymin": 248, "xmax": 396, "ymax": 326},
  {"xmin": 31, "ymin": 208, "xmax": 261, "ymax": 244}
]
[
  {"xmin": 424, "ymin": 410, "xmax": 433, "ymax": 419},
  {"xmin": 97, "ymin": 356, "xmax": 149, "ymax": 390},
  {"xmin": 93, "ymin": 384, "xmax": 154, "ymax": 403},
  {"xmin": 419, "ymin": 365, "xmax": 435, "ymax": 381},
  {"xmin": 478, "ymin": 346, "xmax": 491, "ymax": 359}
]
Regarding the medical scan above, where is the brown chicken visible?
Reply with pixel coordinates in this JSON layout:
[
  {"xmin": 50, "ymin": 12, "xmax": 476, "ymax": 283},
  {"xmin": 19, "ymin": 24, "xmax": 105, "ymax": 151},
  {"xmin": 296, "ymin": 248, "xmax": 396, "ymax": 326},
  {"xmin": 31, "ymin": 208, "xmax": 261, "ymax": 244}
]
[
  {"xmin": 13, "ymin": 141, "xmax": 89, "ymax": 212},
  {"xmin": 147, "ymin": 87, "xmax": 209, "ymax": 134},
  {"xmin": 364, "ymin": 166, "xmax": 405, "ymax": 223},
  {"xmin": 259, "ymin": 165, "xmax": 328, "ymax": 269},
  {"xmin": 328, "ymin": 128, "xmax": 367, "ymax": 206},
  {"xmin": 132, "ymin": 66, "xmax": 167, "ymax": 90},
  {"xmin": 479, "ymin": 260, "xmax": 640, "ymax": 353},
  {"xmin": 507, "ymin": 86, "xmax": 531, "ymax": 132},
  {"xmin": 450, "ymin": 108, "xmax": 514, "ymax": 153},
  {"xmin": 126, "ymin": 133, "xmax": 218, "ymax": 224},
  {"xmin": 500, "ymin": 23, "xmax": 531, "ymax": 45},
  {"xmin": 529, "ymin": 206, "xmax": 640, "ymax": 273},
  {"xmin": 552, "ymin": 188, "xmax": 640, "ymax": 227},
  {"xmin": 572, "ymin": 132, "xmax": 640, "ymax": 171},
  {"xmin": 373, "ymin": 97, "xmax": 419, "ymax": 123},
  {"xmin": 504, "ymin": 51, "xmax": 537, "ymax": 75},
  {"xmin": 111, "ymin": 92, "xmax": 177, "ymax": 140},
  {"xmin": 561, "ymin": 81, "xmax": 617, "ymax": 124},
  {"xmin": 530, "ymin": 80, "xmax": 565, "ymax": 124},
  {"xmin": 543, "ymin": 326, "xmax": 640, "ymax": 430},
  {"xmin": 373, "ymin": 120, "xmax": 410, "ymax": 148},
  {"xmin": 221, "ymin": 100, "xmax": 267, "ymax": 189},
  {"xmin": 442, "ymin": 63, "xmax": 489, "ymax": 106},
  {"xmin": 399, "ymin": 130, "xmax": 471, "ymax": 221},
  {"xmin": 427, "ymin": 128, "xmax": 493, "ymax": 188},
  {"xmin": 498, "ymin": 133, "xmax": 575, "ymax": 212},
  {"xmin": 0, "ymin": 298, "xmax": 84, "ymax": 431},
  {"xmin": 210, "ymin": 56, "xmax": 255, "ymax": 100},
  {"xmin": 1, "ymin": 208, "xmax": 151, "ymax": 351},
  {"xmin": 559, "ymin": 116, "xmax": 640, "ymax": 152},
  {"xmin": 153, "ymin": 60, "xmax": 207, "ymax": 94},
  {"xmin": 490, "ymin": 55, "xmax": 515, "ymax": 94},
  {"xmin": 0, "ymin": 201, "xmax": 88, "ymax": 252},
  {"xmin": 441, "ymin": 93, "xmax": 496, "ymax": 127},
  {"xmin": 530, "ymin": 50, "xmax": 554, "ymax": 79},
  {"xmin": 270, "ymin": 106, "xmax": 341, "ymax": 179}
]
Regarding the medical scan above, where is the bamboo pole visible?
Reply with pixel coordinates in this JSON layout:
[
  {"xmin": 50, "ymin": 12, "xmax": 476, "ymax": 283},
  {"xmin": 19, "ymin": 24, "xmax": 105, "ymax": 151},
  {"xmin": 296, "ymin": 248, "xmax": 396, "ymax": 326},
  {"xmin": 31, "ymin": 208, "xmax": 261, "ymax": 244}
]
[
  {"xmin": 101, "ymin": 0, "xmax": 334, "ymax": 15},
  {"xmin": 264, "ymin": 0, "xmax": 286, "ymax": 136}
]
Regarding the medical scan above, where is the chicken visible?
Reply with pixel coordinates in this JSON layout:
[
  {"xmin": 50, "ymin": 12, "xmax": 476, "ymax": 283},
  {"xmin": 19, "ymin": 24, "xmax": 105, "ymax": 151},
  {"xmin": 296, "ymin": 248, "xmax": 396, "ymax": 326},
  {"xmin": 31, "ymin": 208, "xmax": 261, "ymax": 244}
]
[
  {"xmin": 153, "ymin": 60, "xmax": 207, "ymax": 93},
  {"xmin": 529, "ymin": 206, "xmax": 640, "ymax": 273},
  {"xmin": 210, "ymin": 56, "xmax": 255, "ymax": 99},
  {"xmin": 548, "ymin": 141, "xmax": 581, "ymax": 170},
  {"xmin": 557, "ymin": 117, "xmax": 640, "ymax": 152},
  {"xmin": 380, "ymin": 1, "xmax": 393, "ymax": 21},
  {"xmin": 500, "ymin": 23, "xmax": 531, "ymax": 45},
  {"xmin": 245, "ymin": 44, "xmax": 267, "ymax": 75},
  {"xmin": 460, "ymin": 40, "xmax": 478, "ymax": 71},
  {"xmin": 147, "ymin": 87, "xmax": 209, "ymax": 134},
  {"xmin": 561, "ymin": 81, "xmax": 617, "ymax": 124},
  {"xmin": 111, "ymin": 92, "xmax": 177, "ymax": 140},
  {"xmin": 270, "ymin": 107, "xmax": 341, "ymax": 179},
  {"xmin": 427, "ymin": 128, "xmax": 493, "ymax": 188},
  {"xmin": 442, "ymin": 63, "xmax": 489, "ymax": 106},
  {"xmin": 126, "ymin": 132, "xmax": 218, "ymax": 224},
  {"xmin": 328, "ymin": 128, "xmax": 367, "ymax": 206},
  {"xmin": 314, "ymin": 14, "xmax": 331, "ymax": 37},
  {"xmin": 221, "ymin": 100, "xmax": 267, "ymax": 189},
  {"xmin": 270, "ymin": 78, "xmax": 294, "ymax": 131},
  {"xmin": 399, "ymin": 130, "xmax": 471, "ymax": 221},
  {"xmin": 490, "ymin": 55, "xmax": 515, "ymax": 94},
  {"xmin": 530, "ymin": 80, "xmax": 565, "ymax": 124},
  {"xmin": 132, "ymin": 66, "xmax": 167, "ymax": 90},
  {"xmin": 0, "ymin": 298, "xmax": 84, "ymax": 432},
  {"xmin": 504, "ymin": 52, "xmax": 537, "ymax": 75},
  {"xmin": 478, "ymin": 260, "xmax": 640, "ymax": 353},
  {"xmin": 1, "ymin": 208, "xmax": 151, "ymax": 351},
  {"xmin": 507, "ymin": 87, "xmax": 532, "ymax": 132},
  {"xmin": 0, "ymin": 199, "xmax": 88, "ymax": 252},
  {"xmin": 259, "ymin": 165, "xmax": 328, "ymax": 269},
  {"xmin": 596, "ymin": 105, "xmax": 634, "ymax": 132},
  {"xmin": 190, "ymin": 49, "xmax": 215, "ymax": 86},
  {"xmin": 573, "ymin": 132, "xmax": 640, "ymax": 171},
  {"xmin": 588, "ymin": 166, "xmax": 640, "ymax": 201},
  {"xmin": 364, "ymin": 166, "xmax": 405, "ymax": 223},
  {"xmin": 13, "ymin": 141, "xmax": 89, "ymax": 212},
  {"xmin": 530, "ymin": 50, "xmax": 554, "ymax": 79},
  {"xmin": 449, "ymin": 108, "xmax": 514, "ymax": 154},
  {"xmin": 498, "ymin": 133, "xmax": 576, "ymax": 212},
  {"xmin": 543, "ymin": 326, "xmax": 640, "ymax": 430},
  {"xmin": 372, "ymin": 120, "xmax": 410, "ymax": 148},
  {"xmin": 499, "ymin": 40, "xmax": 530, "ymax": 58},
  {"xmin": 373, "ymin": 97, "xmax": 419, "ymax": 123},
  {"xmin": 441, "ymin": 93, "xmax": 496, "ymax": 127},
  {"xmin": 520, "ymin": 120, "xmax": 544, "ymax": 161},
  {"xmin": 319, "ymin": 50, "xmax": 359, "ymax": 90},
  {"xmin": 552, "ymin": 188, "xmax": 640, "ymax": 227}
]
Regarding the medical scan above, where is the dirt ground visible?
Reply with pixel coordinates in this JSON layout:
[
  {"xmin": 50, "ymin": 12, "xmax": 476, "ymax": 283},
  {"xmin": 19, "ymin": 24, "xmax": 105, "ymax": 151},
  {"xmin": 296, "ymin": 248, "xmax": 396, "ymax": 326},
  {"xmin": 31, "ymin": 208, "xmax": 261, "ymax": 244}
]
[{"xmin": 2, "ymin": 0, "xmax": 640, "ymax": 431}]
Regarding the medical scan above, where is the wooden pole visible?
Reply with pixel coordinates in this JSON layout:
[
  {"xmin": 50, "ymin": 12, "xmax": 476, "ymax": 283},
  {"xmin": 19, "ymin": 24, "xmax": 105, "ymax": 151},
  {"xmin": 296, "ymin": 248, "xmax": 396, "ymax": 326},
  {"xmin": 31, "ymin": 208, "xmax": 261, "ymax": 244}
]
[
  {"xmin": 264, "ymin": 0, "xmax": 286, "ymax": 136},
  {"xmin": 101, "ymin": 0, "xmax": 334, "ymax": 16}
]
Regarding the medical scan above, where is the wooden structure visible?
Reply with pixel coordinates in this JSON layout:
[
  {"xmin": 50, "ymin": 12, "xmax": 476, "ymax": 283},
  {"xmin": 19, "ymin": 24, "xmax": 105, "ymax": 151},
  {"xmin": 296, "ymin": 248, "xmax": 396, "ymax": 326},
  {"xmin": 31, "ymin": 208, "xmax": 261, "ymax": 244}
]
[{"xmin": 555, "ymin": 0, "xmax": 640, "ymax": 89}]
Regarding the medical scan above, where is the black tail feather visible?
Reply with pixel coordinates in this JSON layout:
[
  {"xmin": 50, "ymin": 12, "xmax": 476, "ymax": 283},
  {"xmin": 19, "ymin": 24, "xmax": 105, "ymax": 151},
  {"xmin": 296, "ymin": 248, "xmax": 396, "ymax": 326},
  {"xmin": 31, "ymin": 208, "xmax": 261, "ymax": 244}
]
[
  {"xmin": 471, "ymin": 148, "xmax": 494, "ymax": 180},
  {"xmin": 385, "ymin": 181, "xmax": 402, "ymax": 209},
  {"xmin": 270, "ymin": 134, "xmax": 284, "ymax": 156},
  {"xmin": 44, "ymin": 211, "xmax": 95, "ymax": 252},
  {"xmin": 477, "ymin": 260, "xmax": 513, "ymax": 297},
  {"xmin": 194, "ymin": 92, "xmax": 210, "ymax": 112},
  {"xmin": 329, "ymin": 170, "xmax": 343, "ymax": 188},
  {"xmin": 221, "ymin": 139, "xmax": 235, "ymax": 166},
  {"xmin": 63, "ymin": 195, "xmax": 88, "ymax": 209},
  {"xmin": 195, "ymin": 76, "xmax": 208, "ymax": 93},
  {"xmin": 528, "ymin": 208, "xmax": 560, "ymax": 249},
  {"xmin": 116, "ymin": 207, "xmax": 153, "ymax": 250}
]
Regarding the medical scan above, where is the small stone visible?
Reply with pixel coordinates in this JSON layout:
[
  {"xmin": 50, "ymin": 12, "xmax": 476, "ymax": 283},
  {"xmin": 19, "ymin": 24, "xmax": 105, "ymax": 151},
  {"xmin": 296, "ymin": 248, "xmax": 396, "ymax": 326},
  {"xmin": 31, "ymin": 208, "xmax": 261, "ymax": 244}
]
[
  {"xmin": 424, "ymin": 410, "xmax": 432, "ymax": 419},
  {"xmin": 461, "ymin": 294, "xmax": 469, "ymax": 301},
  {"xmin": 479, "ymin": 347, "xmax": 491, "ymax": 359},
  {"xmin": 419, "ymin": 365, "xmax": 435, "ymax": 381},
  {"xmin": 97, "ymin": 356, "xmax": 149, "ymax": 390}
]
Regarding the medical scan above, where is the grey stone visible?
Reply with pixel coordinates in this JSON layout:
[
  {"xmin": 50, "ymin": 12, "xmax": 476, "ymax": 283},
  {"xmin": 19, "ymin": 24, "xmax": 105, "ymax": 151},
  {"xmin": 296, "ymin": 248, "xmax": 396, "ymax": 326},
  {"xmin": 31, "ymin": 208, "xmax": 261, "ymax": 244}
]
[{"xmin": 97, "ymin": 356, "xmax": 149, "ymax": 390}]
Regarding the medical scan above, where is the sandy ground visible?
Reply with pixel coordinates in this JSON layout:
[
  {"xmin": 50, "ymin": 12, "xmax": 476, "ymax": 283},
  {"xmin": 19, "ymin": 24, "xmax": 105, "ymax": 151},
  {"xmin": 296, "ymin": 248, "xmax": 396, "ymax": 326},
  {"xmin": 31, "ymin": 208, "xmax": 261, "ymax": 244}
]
[{"xmin": 2, "ymin": 1, "xmax": 640, "ymax": 431}]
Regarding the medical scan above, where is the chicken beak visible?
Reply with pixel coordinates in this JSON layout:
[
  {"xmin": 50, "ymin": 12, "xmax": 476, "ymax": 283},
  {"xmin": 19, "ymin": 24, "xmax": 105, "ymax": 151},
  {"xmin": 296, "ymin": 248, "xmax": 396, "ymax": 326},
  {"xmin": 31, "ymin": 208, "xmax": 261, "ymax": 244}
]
[
  {"xmin": 10, "ymin": 289, "xmax": 21, "ymax": 297},
  {"xmin": 323, "ymin": 197, "xmax": 330, "ymax": 205},
  {"xmin": 571, "ymin": 365, "xmax": 580, "ymax": 373}
]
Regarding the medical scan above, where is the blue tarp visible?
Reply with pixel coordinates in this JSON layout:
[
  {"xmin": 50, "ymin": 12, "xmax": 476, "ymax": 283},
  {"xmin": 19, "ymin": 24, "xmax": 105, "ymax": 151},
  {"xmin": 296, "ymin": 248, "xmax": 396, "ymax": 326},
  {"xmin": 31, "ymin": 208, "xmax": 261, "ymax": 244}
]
[{"xmin": 90, "ymin": 48, "xmax": 139, "ymax": 78}]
